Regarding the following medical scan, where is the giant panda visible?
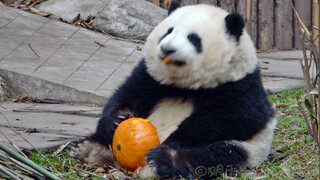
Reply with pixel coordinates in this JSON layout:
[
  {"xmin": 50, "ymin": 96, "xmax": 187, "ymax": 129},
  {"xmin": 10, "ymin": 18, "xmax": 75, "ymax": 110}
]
[{"xmin": 70, "ymin": 1, "xmax": 277, "ymax": 179}]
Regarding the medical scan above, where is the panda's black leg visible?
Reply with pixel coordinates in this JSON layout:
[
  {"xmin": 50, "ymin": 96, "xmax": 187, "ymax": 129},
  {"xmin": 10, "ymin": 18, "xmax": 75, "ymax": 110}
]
[
  {"xmin": 144, "ymin": 142, "xmax": 248, "ymax": 179},
  {"xmin": 91, "ymin": 106, "xmax": 134, "ymax": 146},
  {"xmin": 69, "ymin": 102, "xmax": 134, "ymax": 167}
]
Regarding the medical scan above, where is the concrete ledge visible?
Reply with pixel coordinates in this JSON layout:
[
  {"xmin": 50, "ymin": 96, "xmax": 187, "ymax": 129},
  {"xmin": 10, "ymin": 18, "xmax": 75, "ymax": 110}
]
[
  {"xmin": 0, "ymin": 68, "xmax": 108, "ymax": 105},
  {"xmin": 263, "ymin": 77, "xmax": 305, "ymax": 93}
]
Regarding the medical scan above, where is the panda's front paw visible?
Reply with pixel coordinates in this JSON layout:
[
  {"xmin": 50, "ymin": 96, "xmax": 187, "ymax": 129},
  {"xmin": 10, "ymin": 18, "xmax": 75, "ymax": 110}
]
[
  {"xmin": 69, "ymin": 139, "xmax": 119, "ymax": 168},
  {"xmin": 145, "ymin": 145, "xmax": 195, "ymax": 179}
]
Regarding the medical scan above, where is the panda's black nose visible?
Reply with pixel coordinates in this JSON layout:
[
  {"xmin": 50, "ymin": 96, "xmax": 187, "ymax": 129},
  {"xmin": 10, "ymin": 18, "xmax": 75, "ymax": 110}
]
[{"xmin": 161, "ymin": 46, "xmax": 176, "ymax": 55}]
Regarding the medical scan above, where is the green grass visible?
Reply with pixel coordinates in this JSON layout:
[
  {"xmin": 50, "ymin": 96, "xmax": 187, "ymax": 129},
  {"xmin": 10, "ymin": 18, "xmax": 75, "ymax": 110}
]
[
  {"xmin": 250, "ymin": 88, "xmax": 319, "ymax": 179},
  {"xmin": 25, "ymin": 88, "xmax": 319, "ymax": 179},
  {"xmin": 27, "ymin": 150, "xmax": 105, "ymax": 179}
]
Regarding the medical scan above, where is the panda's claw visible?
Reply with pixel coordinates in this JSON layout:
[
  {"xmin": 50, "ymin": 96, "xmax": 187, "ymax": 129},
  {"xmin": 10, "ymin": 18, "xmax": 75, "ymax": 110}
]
[{"xmin": 115, "ymin": 108, "xmax": 134, "ymax": 120}]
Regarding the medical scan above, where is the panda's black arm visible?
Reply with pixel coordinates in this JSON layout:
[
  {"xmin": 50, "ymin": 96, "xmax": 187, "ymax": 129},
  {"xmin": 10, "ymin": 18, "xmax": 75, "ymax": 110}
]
[
  {"xmin": 91, "ymin": 60, "xmax": 163, "ymax": 146},
  {"xmin": 162, "ymin": 67, "xmax": 274, "ymax": 148},
  {"xmin": 162, "ymin": 97, "xmax": 274, "ymax": 148}
]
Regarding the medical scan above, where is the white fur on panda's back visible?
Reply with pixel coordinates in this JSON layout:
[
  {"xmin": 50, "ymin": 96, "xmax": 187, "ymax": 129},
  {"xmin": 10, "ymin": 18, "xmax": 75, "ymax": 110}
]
[{"xmin": 148, "ymin": 98, "xmax": 194, "ymax": 142}]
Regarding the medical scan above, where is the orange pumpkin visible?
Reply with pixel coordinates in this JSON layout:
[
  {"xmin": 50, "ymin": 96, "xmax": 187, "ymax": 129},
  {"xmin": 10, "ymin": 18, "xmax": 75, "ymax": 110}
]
[{"xmin": 112, "ymin": 117, "xmax": 160, "ymax": 171}]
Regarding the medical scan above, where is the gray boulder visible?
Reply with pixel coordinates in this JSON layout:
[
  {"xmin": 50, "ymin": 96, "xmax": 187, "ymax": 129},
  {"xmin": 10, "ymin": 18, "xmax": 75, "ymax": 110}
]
[
  {"xmin": 93, "ymin": 0, "xmax": 167, "ymax": 41},
  {"xmin": 36, "ymin": 0, "xmax": 111, "ymax": 21}
]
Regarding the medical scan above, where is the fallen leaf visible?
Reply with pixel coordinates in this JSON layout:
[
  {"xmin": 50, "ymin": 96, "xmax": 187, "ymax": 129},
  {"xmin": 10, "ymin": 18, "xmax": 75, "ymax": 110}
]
[
  {"xmin": 108, "ymin": 169, "xmax": 133, "ymax": 180},
  {"xmin": 71, "ymin": 13, "xmax": 81, "ymax": 24},
  {"xmin": 297, "ymin": 151, "xmax": 305, "ymax": 157},
  {"xmin": 95, "ymin": 41, "xmax": 105, "ymax": 47},
  {"xmin": 29, "ymin": 6, "xmax": 51, "ymax": 17},
  {"xmin": 136, "ymin": 46, "xmax": 142, "ymax": 51},
  {"xmin": 280, "ymin": 164, "xmax": 292, "ymax": 178},
  {"xmin": 267, "ymin": 150, "xmax": 289, "ymax": 162},
  {"xmin": 253, "ymin": 176, "xmax": 267, "ymax": 180},
  {"xmin": 225, "ymin": 176, "xmax": 237, "ymax": 180},
  {"xmin": 94, "ymin": 167, "xmax": 105, "ymax": 174},
  {"xmin": 276, "ymin": 103, "xmax": 288, "ymax": 108},
  {"xmin": 273, "ymin": 78, "xmax": 283, "ymax": 82},
  {"xmin": 25, "ymin": 128, "xmax": 40, "ymax": 133},
  {"xmin": 295, "ymin": 173, "xmax": 305, "ymax": 179},
  {"xmin": 290, "ymin": 124, "xmax": 301, "ymax": 130}
]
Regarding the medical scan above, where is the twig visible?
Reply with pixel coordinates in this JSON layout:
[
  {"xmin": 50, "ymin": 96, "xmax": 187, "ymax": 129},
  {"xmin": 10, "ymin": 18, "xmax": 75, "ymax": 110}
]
[
  {"xmin": 70, "ymin": 13, "xmax": 81, "ymax": 24},
  {"xmin": 52, "ymin": 142, "xmax": 70, "ymax": 157},
  {"xmin": 0, "ymin": 103, "xmax": 7, "ymax": 110},
  {"xmin": 28, "ymin": 43, "xmax": 40, "ymax": 58},
  {"xmin": 297, "ymin": 94, "xmax": 315, "ymax": 138},
  {"xmin": 284, "ymin": 92, "xmax": 308, "ymax": 113},
  {"xmin": 0, "ymin": 124, "xmax": 88, "ymax": 137},
  {"xmin": 0, "ymin": 129, "xmax": 28, "ymax": 159},
  {"xmin": 291, "ymin": 1, "xmax": 320, "ymax": 176},
  {"xmin": 13, "ymin": 108, "xmax": 101, "ymax": 118},
  {"xmin": 94, "ymin": 40, "xmax": 105, "ymax": 47}
]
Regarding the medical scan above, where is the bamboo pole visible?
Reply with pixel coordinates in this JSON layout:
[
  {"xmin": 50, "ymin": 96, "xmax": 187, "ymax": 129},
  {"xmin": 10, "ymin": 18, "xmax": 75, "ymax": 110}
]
[
  {"xmin": 0, "ymin": 143, "xmax": 60, "ymax": 180},
  {"xmin": 0, "ymin": 164, "xmax": 20, "ymax": 180}
]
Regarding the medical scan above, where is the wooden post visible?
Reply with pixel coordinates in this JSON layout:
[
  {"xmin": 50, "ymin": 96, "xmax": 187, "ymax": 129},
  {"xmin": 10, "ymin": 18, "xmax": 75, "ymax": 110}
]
[
  {"xmin": 275, "ymin": 0, "xmax": 293, "ymax": 50},
  {"xmin": 164, "ymin": 0, "xmax": 172, "ymax": 9},
  {"xmin": 250, "ymin": 0, "xmax": 258, "ymax": 48},
  {"xmin": 293, "ymin": 0, "xmax": 312, "ymax": 49},
  {"xmin": 257, "ymin": 0, "xmax": 274, "ymax": 50},
  {"xmin": 152, "ymin": 0, "xmax": 160, "ymax": 7},
  {"xmin": 181, "ymin": 0, "xmax": 197, "ymax": 6},
  {"xmin": 236, "ymin": 0, "xmax": 247, "ymax": 19},
  {"xmin": 198, "ymin": 0, "xmax": 218, "ymax": 6},
  {"xmin": 220, "ymin": 0, "xmax": 236, "ymax": 12}
]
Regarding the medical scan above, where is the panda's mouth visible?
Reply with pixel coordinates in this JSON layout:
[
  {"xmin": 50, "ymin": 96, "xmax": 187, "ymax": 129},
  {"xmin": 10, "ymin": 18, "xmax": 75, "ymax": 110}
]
[{"xmin": 161, "ymin": 57, "xmax": 186, "ymax": 67}]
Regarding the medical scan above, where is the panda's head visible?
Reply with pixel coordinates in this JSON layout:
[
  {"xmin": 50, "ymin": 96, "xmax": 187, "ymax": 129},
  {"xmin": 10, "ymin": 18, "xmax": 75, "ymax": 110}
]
[{"xmin": 144, "ymin": 1, "xmax": 258, "ymax": 89}]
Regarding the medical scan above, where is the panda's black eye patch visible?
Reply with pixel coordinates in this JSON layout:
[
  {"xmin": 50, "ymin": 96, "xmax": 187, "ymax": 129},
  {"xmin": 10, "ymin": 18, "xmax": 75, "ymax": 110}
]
[
  {"xmin": 187, "ymin": 33, "xmax": 202, "ymax": 53},
  {"xmin": 159, "ymin": 27, "xmax": 174, "ymax": 43}
]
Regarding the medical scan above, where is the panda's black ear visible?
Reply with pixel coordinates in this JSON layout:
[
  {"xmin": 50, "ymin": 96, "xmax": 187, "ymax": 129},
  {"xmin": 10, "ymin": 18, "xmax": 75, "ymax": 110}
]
[
  {"xmin": 168, "ymin": 0, "xmax": 181, "ymax": 15},
  {"xmin": 225, "ymin": 13, "xmax": 245, "ymax": 41}
]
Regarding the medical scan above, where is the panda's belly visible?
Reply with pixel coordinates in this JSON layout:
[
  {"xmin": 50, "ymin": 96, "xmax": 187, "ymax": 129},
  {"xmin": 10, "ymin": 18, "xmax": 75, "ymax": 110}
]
[{"xmin": 147, "ymin": 98, "xmax": 194, "ymax": 142}]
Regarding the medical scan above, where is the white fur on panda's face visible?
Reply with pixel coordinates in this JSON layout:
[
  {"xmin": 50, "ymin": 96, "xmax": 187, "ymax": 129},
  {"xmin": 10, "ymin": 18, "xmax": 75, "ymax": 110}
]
[{"xmin": 144, "ymin": 5, "xmax": 258, "ymax": 89}]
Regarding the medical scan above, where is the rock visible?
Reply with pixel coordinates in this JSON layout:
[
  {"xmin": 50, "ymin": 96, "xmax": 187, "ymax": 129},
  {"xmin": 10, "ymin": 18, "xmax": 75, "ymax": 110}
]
[
  {"xmin": 36, "ymin": 0, "xmax": 111, "ymax": 21},
  {"xmin": 93, "ymin": 0, "xmax": 167, "ymax": 41}
]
